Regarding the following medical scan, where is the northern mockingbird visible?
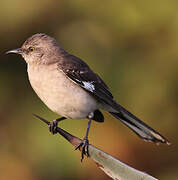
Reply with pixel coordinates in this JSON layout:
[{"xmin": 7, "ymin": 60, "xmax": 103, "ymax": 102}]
[{"xmin": 6, "ymin": 33, "xmax": 170, "ymax": 160}]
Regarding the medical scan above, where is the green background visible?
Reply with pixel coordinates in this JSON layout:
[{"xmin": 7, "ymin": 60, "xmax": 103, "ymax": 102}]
[{"xmin": 0, "ymin": 0, "xmax": 177, "ymax": 179}]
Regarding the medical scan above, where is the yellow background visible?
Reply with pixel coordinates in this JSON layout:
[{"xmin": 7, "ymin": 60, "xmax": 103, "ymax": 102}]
[{"xmin": 1, "ymin": 0, "xmax": 177, "ymax": 179}]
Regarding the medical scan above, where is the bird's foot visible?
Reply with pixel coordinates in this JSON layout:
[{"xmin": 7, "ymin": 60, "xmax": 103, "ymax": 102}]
[
  {"xmin": 49, "ymin": 117, "xmax": 66, "ymax": 134},
  {"xmin": 49, "ymin": 119, "xmax": 58, "ymax": 134},
  {"xmin": 75, "ymin": 138, "xmax": 90, "ymax": 162}
]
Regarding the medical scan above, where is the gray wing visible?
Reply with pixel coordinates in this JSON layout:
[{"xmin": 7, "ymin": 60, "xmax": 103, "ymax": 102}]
[{"xmin": 58, "ymin": 54, "xmax": 115, "ymax": 106}]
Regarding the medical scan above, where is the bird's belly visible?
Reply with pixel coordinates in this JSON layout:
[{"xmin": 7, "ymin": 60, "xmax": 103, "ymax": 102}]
[
  {"xmin": 28, "ymin": 65, "xmax": 98, "ymax": 119},
  {"xmin": 39, "ymin": 83, "xmax": 98, "ymax": 119}
]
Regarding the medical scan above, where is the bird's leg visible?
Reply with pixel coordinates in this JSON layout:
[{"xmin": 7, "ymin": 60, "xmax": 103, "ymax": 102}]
[
  {"xmin": 75, "ymin": 113, "xmax": 93, "ymax": 162},
  {"xmin": 49, "ymin": 117, "xmax": 66, "ymax": 134}
]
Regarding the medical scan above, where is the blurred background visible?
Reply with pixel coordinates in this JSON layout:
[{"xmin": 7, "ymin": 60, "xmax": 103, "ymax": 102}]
[{"xmin": 0, "ymin": 0, "xmax": 177, "ymax": 179}]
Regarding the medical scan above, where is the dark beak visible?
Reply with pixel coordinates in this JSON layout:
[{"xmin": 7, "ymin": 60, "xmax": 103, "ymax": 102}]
[{"xmin": 6, "ymin": 48, "xmax": 23, "ymax": 54}]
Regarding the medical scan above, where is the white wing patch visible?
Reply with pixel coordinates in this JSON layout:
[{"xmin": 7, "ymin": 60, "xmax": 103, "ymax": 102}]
[{"xmin": 83, "ymin": 81, "xmax": 95, "ymax": 92}]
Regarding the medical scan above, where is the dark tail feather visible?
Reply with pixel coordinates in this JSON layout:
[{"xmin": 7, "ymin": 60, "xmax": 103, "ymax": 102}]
[{"xmin": 110, "ymin": 106, "xmax": 170, "ymax": 145}]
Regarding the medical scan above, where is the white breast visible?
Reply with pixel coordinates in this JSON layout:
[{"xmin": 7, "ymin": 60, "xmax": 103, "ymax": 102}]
[{"xmin": 27, "ymin": 63, "xmax": 98, "ymax": 119}]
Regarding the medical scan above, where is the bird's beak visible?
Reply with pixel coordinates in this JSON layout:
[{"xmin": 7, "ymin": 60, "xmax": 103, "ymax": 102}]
[{"xmin": 6, "ymin": 48, "xmax": 23, "ymax": 54}]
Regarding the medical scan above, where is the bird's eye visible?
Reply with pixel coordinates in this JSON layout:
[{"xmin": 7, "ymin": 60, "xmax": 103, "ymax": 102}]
[{"xmin": 29, "ymin": 47, "xmax": 35, "ymax": 52}]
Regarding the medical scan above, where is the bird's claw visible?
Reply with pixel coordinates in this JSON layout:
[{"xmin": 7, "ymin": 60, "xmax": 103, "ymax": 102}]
[
  {"xmin": 49, "ymin": 120, "xmax": 58, "ymax": 134},
  {"xmin": 75, "ymin": 138, "xmax": 90, "ymax": 162}
]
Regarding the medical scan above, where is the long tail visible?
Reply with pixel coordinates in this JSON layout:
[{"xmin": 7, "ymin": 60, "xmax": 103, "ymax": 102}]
[{"xmin": 109, "ymin": 104, "xmax": 170, "ymax": 145}]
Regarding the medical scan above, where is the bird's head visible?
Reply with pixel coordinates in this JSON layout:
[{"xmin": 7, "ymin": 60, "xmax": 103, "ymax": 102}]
[{"xmin": 6, "ymin": 33, "xmax": 65, "ymax": 65}]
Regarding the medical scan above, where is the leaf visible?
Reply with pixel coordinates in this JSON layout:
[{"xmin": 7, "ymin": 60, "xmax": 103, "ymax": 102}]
[{"xmin": 34, "ymin": 114, "xmax": 158, "ymax": 180}]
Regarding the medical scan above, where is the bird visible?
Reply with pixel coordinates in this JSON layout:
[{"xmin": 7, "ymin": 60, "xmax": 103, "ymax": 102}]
[{"xmin": 6, "ymin": 33, "xmax": 170, "ymax": 161}]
